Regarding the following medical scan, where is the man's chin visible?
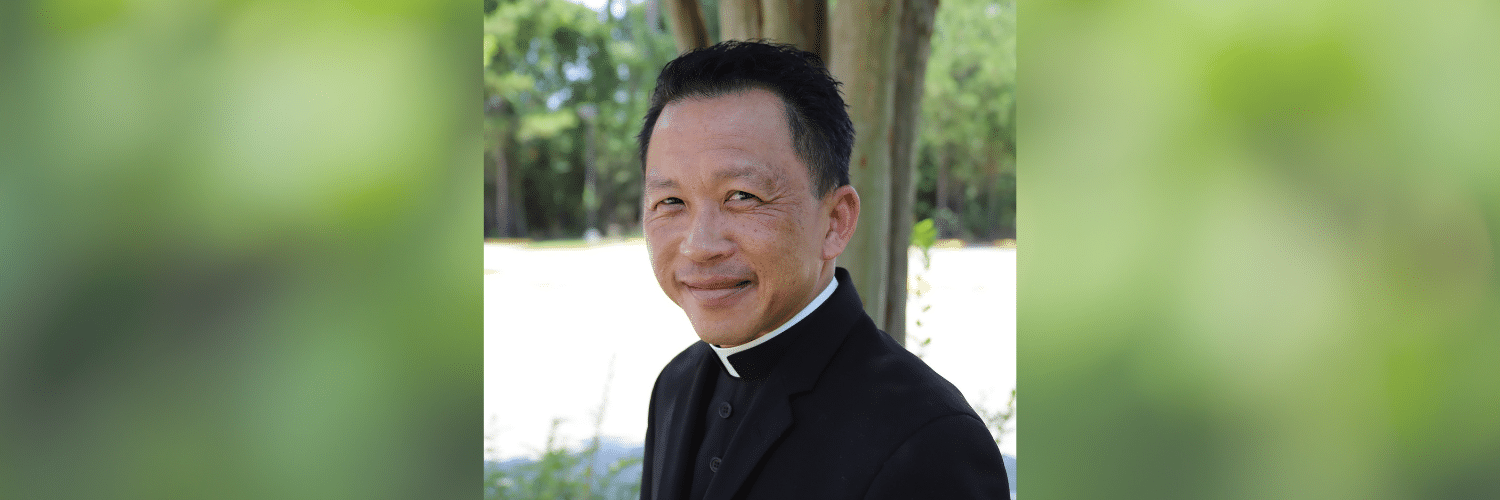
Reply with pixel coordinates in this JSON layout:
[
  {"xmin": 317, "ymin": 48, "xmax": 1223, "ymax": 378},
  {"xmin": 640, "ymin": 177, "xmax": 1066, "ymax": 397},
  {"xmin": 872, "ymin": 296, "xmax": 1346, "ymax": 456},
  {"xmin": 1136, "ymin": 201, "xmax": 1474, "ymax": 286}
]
[{"xmin": 690, "ymin": 322, "xmax": 758, "ymax": 348}]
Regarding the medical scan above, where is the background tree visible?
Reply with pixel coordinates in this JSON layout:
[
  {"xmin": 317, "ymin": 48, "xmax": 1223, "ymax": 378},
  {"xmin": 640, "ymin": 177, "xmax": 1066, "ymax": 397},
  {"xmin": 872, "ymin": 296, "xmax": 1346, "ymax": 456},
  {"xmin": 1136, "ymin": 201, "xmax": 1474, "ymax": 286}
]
[
  {"xmin": 485, "ymin": 0, "xmax": 678, "ymax": 239},
  {"xmin": 830, "ymin": 0, "xmax": 904, "ymax": 340},
  {"xmin": 916, "ymin": 0, "xmax": 1015, "ymax": 241},
  {"xmin": 885, "ymin": 0, "xmax": 941, "ymax": 343}
]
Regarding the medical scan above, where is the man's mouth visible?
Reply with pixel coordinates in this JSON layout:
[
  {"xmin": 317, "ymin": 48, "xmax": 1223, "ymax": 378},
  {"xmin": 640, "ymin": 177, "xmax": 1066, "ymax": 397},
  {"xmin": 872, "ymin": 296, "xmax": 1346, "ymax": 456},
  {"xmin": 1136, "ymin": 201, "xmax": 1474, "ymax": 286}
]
[{"xmin": 682, "ymin": 278, "xmax": 753, "ymax": 307}]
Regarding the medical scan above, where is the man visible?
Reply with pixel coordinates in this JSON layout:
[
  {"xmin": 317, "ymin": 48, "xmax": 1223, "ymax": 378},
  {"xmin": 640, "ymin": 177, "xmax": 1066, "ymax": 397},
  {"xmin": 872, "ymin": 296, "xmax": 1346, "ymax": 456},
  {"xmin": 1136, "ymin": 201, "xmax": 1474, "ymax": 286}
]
[{"xmin": 637, "ymin": 41, "xmax": 1009, "ymax": 499}]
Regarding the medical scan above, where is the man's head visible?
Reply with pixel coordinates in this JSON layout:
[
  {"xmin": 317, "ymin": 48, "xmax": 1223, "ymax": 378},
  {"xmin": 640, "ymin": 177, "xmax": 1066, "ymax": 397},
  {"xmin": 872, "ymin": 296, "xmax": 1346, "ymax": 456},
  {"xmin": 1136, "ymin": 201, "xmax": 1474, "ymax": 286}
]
[
  {"xmin": 638, "ymin": 41, "xmax": 860, "ymax": 347},
  {"xmin": 638, "ymin": 41, "xmax": 855, "ymax": 196}
]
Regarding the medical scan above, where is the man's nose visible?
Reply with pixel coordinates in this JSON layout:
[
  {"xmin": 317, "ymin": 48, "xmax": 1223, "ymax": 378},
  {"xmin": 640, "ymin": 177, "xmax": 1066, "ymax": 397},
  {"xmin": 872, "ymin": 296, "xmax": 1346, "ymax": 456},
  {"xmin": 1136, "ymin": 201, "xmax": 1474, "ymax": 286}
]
[{"xmin": 681, "ymin": 209, "xmax": 734, "ymax": 262}]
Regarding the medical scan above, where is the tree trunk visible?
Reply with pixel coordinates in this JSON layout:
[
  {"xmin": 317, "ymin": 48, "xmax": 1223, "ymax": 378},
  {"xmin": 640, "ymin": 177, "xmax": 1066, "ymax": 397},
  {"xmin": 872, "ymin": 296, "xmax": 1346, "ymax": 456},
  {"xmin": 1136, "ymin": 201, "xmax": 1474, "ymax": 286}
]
[
  {"xmin": 719, "ymin": 0, "xmax": 762, "ymax": 41},
  {"xmin": 647, "ymin": 0, "xmax": 662, "ymax": 34},
  {"xmin": 761, "ymin": 0, "xmax": 827, "ymax": 58},
  {"xmin": 663, "ymin": 0, "xmax": 710, "ymax": 53},
  {"xmin": 935, "ymin": 147, "xmax": 950, "ymax": 238},
  {"xmin": 985, "ymin": 158, "xmax": 1000, "ymax": 240},
  {"xmin": 882, "ymin": 0, "xmax": 938, "ymax": 346},
  {"xmin": 507, "ymin": 139, "xmax": 528, "ymax": 238},
  {"xmin": 494, "ymin": 129, "xmax": 510, "ymax": 237},
  {"xmin": 582, "ymin": 112, "xmax": 599, "ymax": 239},
  {"xmin": 951, "ymin": 168, "xmax": 966, "ymax": 239},
  {"xmin": 830, "ymin": 0, "xmax": 902, "ymax": 332}
]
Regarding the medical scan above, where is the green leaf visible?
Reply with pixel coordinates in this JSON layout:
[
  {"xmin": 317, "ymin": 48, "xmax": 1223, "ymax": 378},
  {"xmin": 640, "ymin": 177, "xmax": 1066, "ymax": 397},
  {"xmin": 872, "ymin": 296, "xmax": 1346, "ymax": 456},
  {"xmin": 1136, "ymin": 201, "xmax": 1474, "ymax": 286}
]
[
  {"xmin": 911, "ymin": 218, "xmax": 937, "ymax": 250},
  {"xmin": 516, "ymin": 110, "xmax": 579, "ymax": 141}
]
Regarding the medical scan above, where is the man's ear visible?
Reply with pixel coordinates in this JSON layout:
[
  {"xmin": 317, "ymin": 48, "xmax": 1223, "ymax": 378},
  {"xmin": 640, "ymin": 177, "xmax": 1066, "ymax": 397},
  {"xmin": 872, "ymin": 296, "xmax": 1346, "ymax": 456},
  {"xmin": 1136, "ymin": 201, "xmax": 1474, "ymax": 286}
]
[{"xmin": 821, "ymin": 185, "xmax": 860, "ymax": 261}]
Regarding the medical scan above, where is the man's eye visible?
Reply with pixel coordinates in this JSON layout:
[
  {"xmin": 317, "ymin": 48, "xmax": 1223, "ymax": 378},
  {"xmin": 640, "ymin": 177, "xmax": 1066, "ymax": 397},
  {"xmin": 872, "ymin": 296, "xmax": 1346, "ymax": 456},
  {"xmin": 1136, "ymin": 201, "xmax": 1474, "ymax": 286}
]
[
  {"xmin": 659, "ymin": 197, "xmax": 683, "ymax": 206},
  {"xmin": 729, "ymin": 191, "xmax": 759, "ymax": 202}
]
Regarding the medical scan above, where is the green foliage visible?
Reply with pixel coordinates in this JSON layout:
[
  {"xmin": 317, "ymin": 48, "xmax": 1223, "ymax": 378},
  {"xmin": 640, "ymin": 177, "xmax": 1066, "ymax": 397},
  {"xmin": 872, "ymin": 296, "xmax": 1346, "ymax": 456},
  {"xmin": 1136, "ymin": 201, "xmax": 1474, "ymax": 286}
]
[
  {"xmin": 485, "ymin": 420, "xmax": 642, "ymax": 500},
  {"xmin": 486, "ymin": 0, "xmax": 678, "ymax": 239},
  {"xmin": 973, "ymin": 388, "xmax": 1016, "ymax": 446},
  {"xmin": 518, "ymin": 110, "xmax": 582, "ymax": 141},
  {"xmin": 907, "ymin": 218, "xmax": 938, "ymax": 354},
  {"xmin": 911, "ymin": 217, "xmax": 937, "ymax": 267},
  {"xmin": 916, "ymin": 0, "xmax": 1016, "ymax": 240},
  {"xmin": 486, "ymin": 358, "xmax": 641, "ymax": 500}
]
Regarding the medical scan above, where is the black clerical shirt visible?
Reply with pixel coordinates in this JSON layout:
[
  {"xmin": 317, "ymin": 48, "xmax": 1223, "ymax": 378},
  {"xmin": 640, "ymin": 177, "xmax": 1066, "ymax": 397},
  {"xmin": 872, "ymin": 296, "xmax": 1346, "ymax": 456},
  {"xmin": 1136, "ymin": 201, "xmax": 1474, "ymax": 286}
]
[{"xmin": 686, "ymin": 319, "xmax": 803, "ymax": 500}]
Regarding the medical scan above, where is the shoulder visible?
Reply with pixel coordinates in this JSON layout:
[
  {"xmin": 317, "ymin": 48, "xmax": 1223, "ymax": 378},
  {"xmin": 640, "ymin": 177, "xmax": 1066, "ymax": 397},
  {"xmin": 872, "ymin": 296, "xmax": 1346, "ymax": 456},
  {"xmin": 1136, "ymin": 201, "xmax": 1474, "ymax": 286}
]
[
  {"xmin": 863, "ymin": 413, "xmax": 1010, "ymax": 499},
  {"xmin": 783, "ymin": 317, "xmax": 988, "ymax": 454},
  {"xmin": 653, "ymin": 340, "xmax": 711, "ymax": 388},
  {"xmin": 821, "ymin": 318, "xmax": 978, "ymax": 419},
  {"xmin": 774, "ymin": 319, "xmax": 1007, "ymax": 495}
]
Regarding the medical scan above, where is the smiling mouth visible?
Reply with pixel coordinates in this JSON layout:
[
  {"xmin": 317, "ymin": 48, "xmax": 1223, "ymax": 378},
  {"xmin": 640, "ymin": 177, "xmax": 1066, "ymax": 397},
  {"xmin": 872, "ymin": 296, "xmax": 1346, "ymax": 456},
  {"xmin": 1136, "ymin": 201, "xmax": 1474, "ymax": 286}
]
[{"xmin": 684, "ymin": 280, "xmax": 753, "ymax": 307}]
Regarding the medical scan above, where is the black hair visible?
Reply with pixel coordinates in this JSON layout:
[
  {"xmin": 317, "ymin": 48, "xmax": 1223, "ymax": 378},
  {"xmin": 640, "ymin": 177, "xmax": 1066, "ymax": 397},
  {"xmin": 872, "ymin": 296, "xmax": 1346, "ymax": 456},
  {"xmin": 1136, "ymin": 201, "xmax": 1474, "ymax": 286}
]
[{"xmin": 637, "ymin": 40, "xmax": 853, "ymax": 196}]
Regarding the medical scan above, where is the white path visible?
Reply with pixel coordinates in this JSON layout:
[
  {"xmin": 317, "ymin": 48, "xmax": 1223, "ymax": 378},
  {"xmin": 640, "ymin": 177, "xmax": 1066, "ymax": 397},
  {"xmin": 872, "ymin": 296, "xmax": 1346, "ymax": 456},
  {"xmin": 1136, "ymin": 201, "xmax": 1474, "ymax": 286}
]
[{"xmin": 484, "ymin": 241, "xmax": 1016, "ymax": 460}]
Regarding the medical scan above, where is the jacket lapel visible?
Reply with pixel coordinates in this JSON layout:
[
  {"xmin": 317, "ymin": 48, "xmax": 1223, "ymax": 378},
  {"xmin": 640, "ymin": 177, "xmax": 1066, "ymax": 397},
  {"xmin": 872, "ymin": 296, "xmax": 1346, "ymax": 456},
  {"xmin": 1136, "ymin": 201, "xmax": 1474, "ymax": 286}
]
[{"xmin": 650, "ymin": 344, "xmax": 719, "ymax": 500}]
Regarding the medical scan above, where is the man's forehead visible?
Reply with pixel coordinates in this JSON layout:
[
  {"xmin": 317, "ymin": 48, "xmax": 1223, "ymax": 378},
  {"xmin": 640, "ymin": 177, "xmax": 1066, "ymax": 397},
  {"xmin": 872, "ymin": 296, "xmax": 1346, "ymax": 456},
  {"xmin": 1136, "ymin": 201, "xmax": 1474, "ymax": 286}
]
[
  {"xmin": 644, "ymin": 88, "xmax": 803, "ymax": 192},
  {"xmin": 654, "ymin": 100, "xmax": 678, "ymax": 130},
  {"xmin": 652, "ymin": 88, "xmax": 786, "ymax": 134}
]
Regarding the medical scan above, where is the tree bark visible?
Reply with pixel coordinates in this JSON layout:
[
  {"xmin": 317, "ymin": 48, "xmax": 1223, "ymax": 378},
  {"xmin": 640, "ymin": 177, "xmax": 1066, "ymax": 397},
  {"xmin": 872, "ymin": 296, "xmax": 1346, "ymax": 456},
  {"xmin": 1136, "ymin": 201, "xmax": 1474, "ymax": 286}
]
[
  {"xmin": 830, "ymin": 0, "xmax": 902, "ymax": 332},
  {"xmin": 936, "ymin": 147, "xmax": 950, "ymax": 238},
  {"xmin": 986, "ymin": 166, "xmax": 999, "ymax": 240},
  {"xmin": 582, "ymin": 111, "xmax": 599, "ymax": 238},
  {"xmin": 719, "ymin": 0, "xmax": 762, "ymax": 42},
  {"xmin": 663, "ymin": 0, "xmax": 711, "ymax": 53},
  {"xmin": 494, "ymin": 129, "xmax": 510, "ymax": 237},
  {"xmin": 506, "ymin": 137, "xmax": 528, "ymax": 237},
  {"xmin": 647, "ymin": 0, "xmax": 662, "ymax": 34},
  {"xmin": 882, "ymin": 0, "xmax": 938, "ymax": 346},
  {"xmin": 761, "ymin": 0, "xmax": 826, "ymax": 58}
]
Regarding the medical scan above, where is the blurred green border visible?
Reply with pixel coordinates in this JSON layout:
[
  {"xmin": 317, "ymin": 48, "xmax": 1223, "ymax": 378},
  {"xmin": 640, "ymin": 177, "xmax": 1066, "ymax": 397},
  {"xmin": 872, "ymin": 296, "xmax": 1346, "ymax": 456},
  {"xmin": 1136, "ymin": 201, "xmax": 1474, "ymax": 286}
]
[
  {"xmin": 1021, "ymin": 1, "xmax": 1500, "ymax": 499},
  {"xmin": 1, "ymin": 1, "xmax": 481, "ymax": 499}
]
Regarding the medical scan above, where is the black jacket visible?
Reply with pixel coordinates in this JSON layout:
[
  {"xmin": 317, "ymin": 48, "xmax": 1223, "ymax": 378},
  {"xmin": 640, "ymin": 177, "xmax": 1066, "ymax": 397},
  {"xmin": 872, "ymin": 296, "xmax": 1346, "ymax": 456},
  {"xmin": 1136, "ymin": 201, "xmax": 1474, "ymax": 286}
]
[{"xmin": 641, "ymin": 267, "xmax": 1010, "ymax": 499}]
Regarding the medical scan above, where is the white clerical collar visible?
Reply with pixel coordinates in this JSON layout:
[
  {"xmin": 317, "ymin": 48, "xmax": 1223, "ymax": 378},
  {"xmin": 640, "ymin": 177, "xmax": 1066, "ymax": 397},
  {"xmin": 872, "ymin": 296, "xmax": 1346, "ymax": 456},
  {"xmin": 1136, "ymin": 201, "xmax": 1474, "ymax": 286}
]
[{"xmin": 709, "ymin": 276, "xmax": 838, "ymax": 378}]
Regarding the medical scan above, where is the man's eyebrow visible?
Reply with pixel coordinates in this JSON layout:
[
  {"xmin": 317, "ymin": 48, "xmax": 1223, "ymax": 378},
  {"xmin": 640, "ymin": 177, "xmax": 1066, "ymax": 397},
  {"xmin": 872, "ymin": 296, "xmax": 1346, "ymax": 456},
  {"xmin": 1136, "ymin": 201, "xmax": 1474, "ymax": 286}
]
[
  {"xmin": 714, "ymin": 165, "xmax": 778, "ymax": 188},
  {"xmin": 644, "ymin": 176, "xmax": 677, "ymax": 192},
  {"xmin": 644, "ymin": 166, "xmax": 779, "ymax": 192}
]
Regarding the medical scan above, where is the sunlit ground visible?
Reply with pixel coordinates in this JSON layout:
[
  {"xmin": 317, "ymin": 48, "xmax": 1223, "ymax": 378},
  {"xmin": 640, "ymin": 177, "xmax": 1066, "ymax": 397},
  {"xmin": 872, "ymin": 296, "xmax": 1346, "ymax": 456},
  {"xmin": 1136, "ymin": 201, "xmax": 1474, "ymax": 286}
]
[{"xmin": 484, "ymin": 240, "xmax": 1016, "ymax": 460}]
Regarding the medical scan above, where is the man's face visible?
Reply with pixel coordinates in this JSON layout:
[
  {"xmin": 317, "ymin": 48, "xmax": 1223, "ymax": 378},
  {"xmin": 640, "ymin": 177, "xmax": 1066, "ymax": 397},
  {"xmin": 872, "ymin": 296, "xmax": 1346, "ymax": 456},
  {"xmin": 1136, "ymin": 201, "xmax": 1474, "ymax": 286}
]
[{"xmin": 642, "ymin": 88, "xmax": 835, "ymax": 347}]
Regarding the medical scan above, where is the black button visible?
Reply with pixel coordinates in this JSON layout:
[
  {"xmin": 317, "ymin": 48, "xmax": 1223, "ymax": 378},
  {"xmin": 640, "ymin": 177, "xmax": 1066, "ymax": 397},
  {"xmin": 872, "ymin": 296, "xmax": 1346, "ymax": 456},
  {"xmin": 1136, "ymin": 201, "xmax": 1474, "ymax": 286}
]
[
  {"xmin": 709, "ymin": 457, "xmax": 722, "ymax": 472},
  {"xmin": 718, "ymin": 402, "xmax": 732, "ymax": 418}
]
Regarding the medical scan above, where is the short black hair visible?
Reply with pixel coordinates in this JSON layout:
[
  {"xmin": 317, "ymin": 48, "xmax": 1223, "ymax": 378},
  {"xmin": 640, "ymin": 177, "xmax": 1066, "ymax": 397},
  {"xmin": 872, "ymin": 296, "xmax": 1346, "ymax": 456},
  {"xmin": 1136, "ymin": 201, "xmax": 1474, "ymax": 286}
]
[{"xmin": 638, "ymin": 40, "xmax": 853, "ymax": 196}]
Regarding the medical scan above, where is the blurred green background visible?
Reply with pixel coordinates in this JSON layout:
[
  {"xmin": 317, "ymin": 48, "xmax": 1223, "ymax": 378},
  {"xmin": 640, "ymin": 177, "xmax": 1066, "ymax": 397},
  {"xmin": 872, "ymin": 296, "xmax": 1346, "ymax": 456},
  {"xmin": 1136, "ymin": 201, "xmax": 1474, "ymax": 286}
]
[
  {"xmin": 0, "ymin": 0, "xmax": 479, "ymax": 499},
  {"xmin": 1023, "ymin": 1, "xmax": 1500, "ymax": 498}
]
